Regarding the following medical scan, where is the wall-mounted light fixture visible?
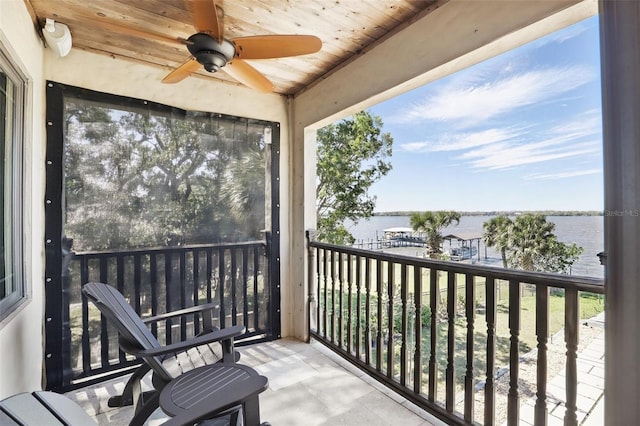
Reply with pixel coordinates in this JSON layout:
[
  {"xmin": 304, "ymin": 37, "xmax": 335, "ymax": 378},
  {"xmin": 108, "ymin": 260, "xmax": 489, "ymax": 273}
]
[{"xmin": 42, "ymin": 18, "xmax": 72, "ymax": 57}]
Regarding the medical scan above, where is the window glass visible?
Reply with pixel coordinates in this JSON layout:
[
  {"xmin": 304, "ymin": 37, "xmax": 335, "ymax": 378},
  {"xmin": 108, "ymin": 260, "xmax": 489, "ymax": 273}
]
[{"xmin": 0, "ymin": 48, "xmax": 25, "ymax": 319}]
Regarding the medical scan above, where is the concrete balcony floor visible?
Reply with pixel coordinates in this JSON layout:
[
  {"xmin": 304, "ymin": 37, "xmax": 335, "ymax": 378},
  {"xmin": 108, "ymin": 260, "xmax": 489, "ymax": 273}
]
[
  {"xmin": 66, "ymin": 314, "xmax": 605, "ymax": 426},
  {"xmin": 67, "ymin": 338, "xmax": 447, "ymax": 425}
]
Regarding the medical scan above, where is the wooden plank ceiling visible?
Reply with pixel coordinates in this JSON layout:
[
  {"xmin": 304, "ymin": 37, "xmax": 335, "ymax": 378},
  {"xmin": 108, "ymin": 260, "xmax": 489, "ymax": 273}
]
[{"xmin": 25, "ymin": 0, "xmax": 443, "ymax": 95}]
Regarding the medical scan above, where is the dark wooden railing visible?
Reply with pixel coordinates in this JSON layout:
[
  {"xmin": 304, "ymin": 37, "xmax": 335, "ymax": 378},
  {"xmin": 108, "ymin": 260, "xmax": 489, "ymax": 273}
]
[
  {"xmin": 60, "ymin": 240, "xmax": 276, "ymax": 390},
  {"xmin": 307, "ymin": 233, "xmax": 604, "ymax": 426}
]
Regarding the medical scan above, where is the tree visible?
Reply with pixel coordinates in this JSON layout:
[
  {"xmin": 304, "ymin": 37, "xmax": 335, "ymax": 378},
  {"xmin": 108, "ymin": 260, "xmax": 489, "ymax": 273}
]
[
  {"xmin": 483, "ymin": 214, "xmax": 584, "ymax": 273},
  {"xmin": 220, "ymin": 144, "xmax": 266, "ymax": 239},
  {"xmin": 410, "ymin": 211, "xmax": 461, "ymax": 258},
  {"xmin": 316, "ymin": 111, "xmax": 393, "ymax": 244},
  {"xmin": 482, "ymin": 215, "xmax": 513, "ymax": 268},
  {"xmin": 63, "ymin": 100, "xmax": 267, "ymax": 251}
]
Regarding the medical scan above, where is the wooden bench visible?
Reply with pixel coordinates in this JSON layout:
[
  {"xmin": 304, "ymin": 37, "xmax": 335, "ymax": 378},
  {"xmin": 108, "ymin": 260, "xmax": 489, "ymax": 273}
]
[{"xmin": 0, "ymin": 391, "xmax": 97, "ymax": 425}]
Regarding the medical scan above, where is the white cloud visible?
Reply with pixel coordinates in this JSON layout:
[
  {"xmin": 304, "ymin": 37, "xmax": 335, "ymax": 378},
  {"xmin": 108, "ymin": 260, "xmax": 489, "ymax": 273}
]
[
  {"xmin": 396, "ymin": 65, "xmax": 594, "ymax": 125},
  {"xmin": 460, "ymin": 140, "xmax": 601, "ymax": 170},
  {"xmin": 399, "ymin": 127, "xmax": 525, "ymax": 153},
  {"xmin": 523, "ymin": 168, "xmax": 602, "ymax": 180},
  {"xmin": 402, "ymin": 112, "xmax": 602, "ymax": 171}
]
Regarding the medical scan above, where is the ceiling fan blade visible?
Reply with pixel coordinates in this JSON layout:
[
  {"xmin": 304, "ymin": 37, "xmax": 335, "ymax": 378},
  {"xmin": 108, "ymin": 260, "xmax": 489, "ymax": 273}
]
[
  {"xmin": 232, "ymin": 35, "xmax": 322, "ymax": 59},
  {"xmin": 84, "ymin": 18, "xmax": 188, "ymax": 47},
  {"xmin": 162, "ymin": 58, "xmax": 201, "ymax": 84},
  {"xmin": 190, "ymin": 0, "xmax": 223, "ymax": 41},
  {"xmin": 224, "ymin": 59, "xmax": 275, "ymax": 93}
]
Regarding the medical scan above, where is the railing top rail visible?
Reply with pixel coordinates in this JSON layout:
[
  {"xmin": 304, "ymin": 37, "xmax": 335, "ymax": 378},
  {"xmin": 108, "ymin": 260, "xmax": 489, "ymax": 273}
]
[
  {"xmin": 73, "ymin": 240, "xmax": 267, "ymax": 257},
  {"xmin": 308, "ymin": 239, "xmax": 604, "ymax": 294}
]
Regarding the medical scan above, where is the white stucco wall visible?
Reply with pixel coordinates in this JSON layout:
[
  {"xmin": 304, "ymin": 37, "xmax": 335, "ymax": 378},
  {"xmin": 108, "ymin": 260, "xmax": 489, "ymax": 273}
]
[
  {"xmin": 0, "ymin": 0, "xmax": 46, "ymax": 398},
  {"xmin": 43, "ymin": 49, "xmax": 288, "ymax": 124}
]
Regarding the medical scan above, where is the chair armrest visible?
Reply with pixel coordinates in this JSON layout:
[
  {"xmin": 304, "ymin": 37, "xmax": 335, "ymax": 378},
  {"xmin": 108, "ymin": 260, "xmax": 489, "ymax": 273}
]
[
  {"xmin": 141, "ymin": 303, "xmax": 219, "ymax": 324},
  {"xmin": 160, "ymin": 375, "xmax": 268, "ymax": 426},
  {"xmin": 120, "ymin": 324, "xmax": 245, "ymax": 358}
]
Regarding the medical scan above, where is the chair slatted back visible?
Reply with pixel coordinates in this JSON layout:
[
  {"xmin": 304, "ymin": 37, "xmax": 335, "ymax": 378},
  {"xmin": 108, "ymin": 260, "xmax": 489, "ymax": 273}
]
[{"xmin": 82, "ymin": 282, "xmax": 172, "ymax": 380}]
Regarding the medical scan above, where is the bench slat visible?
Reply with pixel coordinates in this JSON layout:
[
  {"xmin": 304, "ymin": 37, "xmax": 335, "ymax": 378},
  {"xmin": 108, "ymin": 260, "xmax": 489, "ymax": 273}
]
[{"xmin": 0, "ymin": 392, "xmax": 96, "ymax": 426}]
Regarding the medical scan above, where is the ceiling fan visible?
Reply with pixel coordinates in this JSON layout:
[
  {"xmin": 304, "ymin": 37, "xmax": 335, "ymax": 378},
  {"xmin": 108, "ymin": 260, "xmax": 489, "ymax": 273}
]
[
  {"xmin": 83, "ymin": 0, "xmax": 322, "ymax": 92},
  {"xmin": 163, "ymin": 0, "xmax": 322, "ymax": 92}
]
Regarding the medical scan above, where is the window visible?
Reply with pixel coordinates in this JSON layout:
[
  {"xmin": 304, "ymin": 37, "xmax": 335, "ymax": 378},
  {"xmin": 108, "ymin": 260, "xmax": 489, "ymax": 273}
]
[{"xmin": 0, "ymin": 45, "xmax": 26, "ymax": 321}]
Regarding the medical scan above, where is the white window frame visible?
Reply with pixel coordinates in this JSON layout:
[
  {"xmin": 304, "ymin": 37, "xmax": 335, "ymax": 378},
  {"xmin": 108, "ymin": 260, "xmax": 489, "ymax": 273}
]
[{"xmin": 0, "ymin": 40, "xmax": 27, "ymax": 323}]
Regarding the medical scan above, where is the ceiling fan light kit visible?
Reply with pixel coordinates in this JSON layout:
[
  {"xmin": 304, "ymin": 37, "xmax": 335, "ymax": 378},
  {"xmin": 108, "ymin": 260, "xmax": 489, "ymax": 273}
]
[{"xmin": 187, "ymin": 33, "xmax": 235, "ymax": 72}]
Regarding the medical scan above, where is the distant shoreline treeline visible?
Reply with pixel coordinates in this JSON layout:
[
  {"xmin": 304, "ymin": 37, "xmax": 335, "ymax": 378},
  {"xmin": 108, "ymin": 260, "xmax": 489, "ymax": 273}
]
[{"xmin": 374, "ymin": 210, "xmax": 604, "ymax": 217}]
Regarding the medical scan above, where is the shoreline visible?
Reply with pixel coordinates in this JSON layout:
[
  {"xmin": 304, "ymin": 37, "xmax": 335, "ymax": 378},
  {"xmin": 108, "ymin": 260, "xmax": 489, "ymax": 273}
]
[
  {"xmin": 372, "ymin": 245, "xmax": 503, "ymax": 267},
  {"xmin": 373, "ymin": 210, "xmax": 604, "ymax": 217}
]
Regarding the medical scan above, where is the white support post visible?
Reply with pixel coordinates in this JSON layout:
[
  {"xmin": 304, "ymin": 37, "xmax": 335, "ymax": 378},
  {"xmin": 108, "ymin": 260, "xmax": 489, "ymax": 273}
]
[{"xmin": 599, "ymin": 1, "xmax": 640, "ymax": 424}]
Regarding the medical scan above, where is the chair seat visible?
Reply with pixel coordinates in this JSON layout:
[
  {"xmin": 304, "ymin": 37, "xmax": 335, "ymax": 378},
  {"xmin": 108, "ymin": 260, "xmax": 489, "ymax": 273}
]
[{"xmin": 163, "ymin": 342, "xmax": 223, "ymax": 378}]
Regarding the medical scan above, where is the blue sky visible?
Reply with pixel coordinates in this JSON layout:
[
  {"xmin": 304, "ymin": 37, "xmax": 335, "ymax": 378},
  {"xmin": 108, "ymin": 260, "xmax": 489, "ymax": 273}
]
[{"xmin": 368, "ymin": 16, "xmax": 603, "ymax": 213}]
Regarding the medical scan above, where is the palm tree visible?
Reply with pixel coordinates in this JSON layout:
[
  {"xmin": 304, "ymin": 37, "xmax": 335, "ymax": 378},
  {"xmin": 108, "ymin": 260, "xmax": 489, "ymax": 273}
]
[
  {"xmin": 220, "ymin": 147, "xmax": 266, "ymax": 241},
  {"xmin": 507, "ymin": 214, "xmax": 556, "ymax": 271},
  {"xmin": 482, "ymin": 215, "xmax": 513, "ymax": 268},
  {"xmin": 410, "ymin": 211, "xmax": 461, "ymax": 259}
]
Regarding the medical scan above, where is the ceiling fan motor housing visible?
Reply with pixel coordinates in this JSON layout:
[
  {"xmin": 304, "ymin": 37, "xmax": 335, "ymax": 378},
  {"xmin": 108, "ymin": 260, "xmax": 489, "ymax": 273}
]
[{"xmin": 187, "ymin": 33, "xmax": 235, "ymax": 72}]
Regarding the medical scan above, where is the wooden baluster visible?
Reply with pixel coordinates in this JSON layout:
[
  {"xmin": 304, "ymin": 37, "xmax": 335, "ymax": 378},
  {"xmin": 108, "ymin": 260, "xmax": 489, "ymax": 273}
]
[
  {"xmin": 206, "ymin": 249, "xmax": 212, "ymax": 303},
  {"xmin": 116, "ymin": 254, "xmax": 127, "ymax": 361},
  {"xmin": 508, "ymin": 280, "xmax": 521, "ymax": 425},
  {"xmin": 428, "ymin": 268, "xmax": 438, "ymax": 402},
  {"xmin": 179, "ymin": 251, "xmax": 187, "ymax": 340},
  {"xmin": 322, "ymin": 249, "xmax": 328, "ymax": 338},
  {"xmin": 150, "ymin": 253, "xmax": 158, "ymax": 334},
  {"xmin": 229, "ymin": 249, "xmax": 237, "ymax": 327},
  {"xmin": 485, "ymin": 277, "xmax": 497, "ymax": 425},
  {"xmin": 376, "ymin": 259, "xmax": 384, "ymax": 371},
  {"xmin": 164, "ymin": 251, "xmax": 175, "ymax": 339},
  {"xmin": 134, "ymin": 253, "xmax": 142, "ymax": 313},
  {"xmin": 330, "ymin": 250, "xmax": 336, "ymax": 344},
  {"xmin": 338, "ymin": 252, "xmax": 344, "ymax": 348},
  {"xmin": 80, "ymin": 257, "xmax": 91, "ymax": 372},
  {"xmin": 564, "ymin": 287, "xmax": 579, "ymax": 426},
  {"xmin": 355, "ymin": 254, "xmax": 362, "ymax": 359},
  {"xmin": 464, "ymin": 274, "xmax": 475, "ymax": 423},
  {"xmin": 217, "ymin": 250, "xmax": 225, "ymax": 330},
  {"xmin": 400, "ymin": 264, "xmax": 408, "ymax": 386},
  {"xmin": 387, "ymin": 261, "xmax": 395, "ymax": 379},
  {"xmin": 253, "ymin": 247, "xmax": 259, "ymax": 330},
  {"xmin": 365, "ymin": 257, "xmax": 372, "ymax": 365},
  {"xmin": 535, "ymin": 284, "xmax": 549, "ymax": 426},
  {"xmin": 241, "ymin": 247, "xmax": 249, "ymax": 329},
  {"xmin": 347, "ymin": 253, "xmax": 353, "ymax": 354},
  {"xmin": 192, "ymin": 250, "xmax": 200, "ymax": 334},
  {"xmin": 446, "ymin": 271, "xmax": 457, "ymax": 412},
  {"xmin": 414, "ymin": 266, "xmax": 423, "ymax": 395}
]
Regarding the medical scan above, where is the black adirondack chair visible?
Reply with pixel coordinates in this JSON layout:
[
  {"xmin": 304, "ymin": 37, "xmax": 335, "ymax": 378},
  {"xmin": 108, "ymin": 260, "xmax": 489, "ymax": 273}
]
[{"xmin": 82, "ymin": 282, "xmax": 267, "ymax": 426}]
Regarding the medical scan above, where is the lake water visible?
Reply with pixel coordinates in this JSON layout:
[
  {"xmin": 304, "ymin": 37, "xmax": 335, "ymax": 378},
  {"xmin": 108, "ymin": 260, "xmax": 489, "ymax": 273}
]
[{"xmin": 345, "ymin": 215, "xmax": 604, "ymax": 278}]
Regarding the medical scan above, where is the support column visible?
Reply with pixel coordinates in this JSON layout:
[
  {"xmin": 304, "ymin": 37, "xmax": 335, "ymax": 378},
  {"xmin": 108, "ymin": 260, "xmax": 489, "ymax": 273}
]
[{"xmin": 599, "ymin": 1, "xmax": 640, "ymax": 424}]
